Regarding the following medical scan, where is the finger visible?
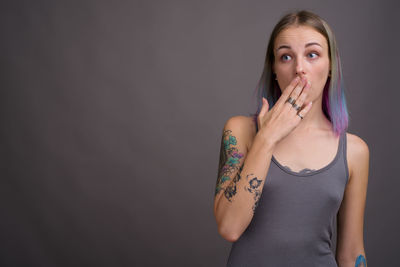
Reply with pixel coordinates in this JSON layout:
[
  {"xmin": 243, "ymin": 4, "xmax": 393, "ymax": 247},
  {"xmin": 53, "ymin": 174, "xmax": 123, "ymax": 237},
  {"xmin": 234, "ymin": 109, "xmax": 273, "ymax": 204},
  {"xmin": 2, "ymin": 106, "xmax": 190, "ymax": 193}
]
[
  {"xmin": 259, "ymin": 97, "xmax": 269, "ymax": 116},
  {"xmin": 277, "ymin": 76, "xmax": 300, "ymax": 106},
  {"xmin": 288, "ymin": 76, "xmax": 308, "ymax": 104},
  {"xmin": 257, "ymin": 97, "xmax": 269, "ymax": 127},
  {"xmin": 292, "ymin": 80, "xmax": 311, "ymax": 110},
  {"xmin": 297, "ymin": 101, "xmax": 313, "ymax": 119}
]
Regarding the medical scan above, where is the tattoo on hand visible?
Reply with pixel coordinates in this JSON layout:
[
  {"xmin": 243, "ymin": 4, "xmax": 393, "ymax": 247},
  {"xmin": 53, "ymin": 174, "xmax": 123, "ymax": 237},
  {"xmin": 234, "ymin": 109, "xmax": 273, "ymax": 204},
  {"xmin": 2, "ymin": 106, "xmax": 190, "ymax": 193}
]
[
  {"xmin": 244, "ymin": 174, "xmax": 263, "ymax": 213},
  {"xmin": 215, "ymin": 130, "xmax": 244, "ymax": 197},
  {"xmin": 355, "ymin": 254, "xmax": 367, "ymax": 267}
]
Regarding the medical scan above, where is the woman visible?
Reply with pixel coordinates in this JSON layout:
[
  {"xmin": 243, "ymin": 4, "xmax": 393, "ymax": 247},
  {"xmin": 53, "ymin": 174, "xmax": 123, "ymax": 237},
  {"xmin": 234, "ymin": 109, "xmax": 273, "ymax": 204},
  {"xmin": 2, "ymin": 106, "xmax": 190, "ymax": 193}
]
[{"xmin": 213, "ymin": 10, "xmax": 369, "ymax": 267}]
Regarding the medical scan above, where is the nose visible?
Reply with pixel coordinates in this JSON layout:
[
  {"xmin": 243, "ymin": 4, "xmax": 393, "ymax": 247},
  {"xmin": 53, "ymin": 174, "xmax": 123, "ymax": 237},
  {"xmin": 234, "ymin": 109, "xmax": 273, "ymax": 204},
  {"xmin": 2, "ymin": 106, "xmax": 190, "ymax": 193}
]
[{"xmin": 295, "ymin": 57, "xmax": 306, "ymax": 77}]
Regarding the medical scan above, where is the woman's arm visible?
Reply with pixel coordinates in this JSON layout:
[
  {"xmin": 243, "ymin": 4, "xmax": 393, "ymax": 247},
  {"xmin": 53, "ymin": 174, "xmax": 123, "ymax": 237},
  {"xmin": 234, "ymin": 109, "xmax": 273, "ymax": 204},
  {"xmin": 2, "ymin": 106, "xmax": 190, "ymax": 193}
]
[
  {"xmin": 213, "ymin": 116, "xmax": 275, "ymax": 242},
  {"xmin": 336, "ymin": 133, "xmax": 369, "ymax": 267},
  {"xmin": 213, "ymin": 77, "xmax": 313, "ymax": 242}
]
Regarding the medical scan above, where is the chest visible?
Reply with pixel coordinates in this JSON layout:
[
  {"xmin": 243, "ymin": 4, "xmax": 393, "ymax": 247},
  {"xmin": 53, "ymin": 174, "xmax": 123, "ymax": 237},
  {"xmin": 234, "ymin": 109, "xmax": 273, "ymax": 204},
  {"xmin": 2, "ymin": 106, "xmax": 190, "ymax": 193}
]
[{"xmin": 272, "ymin": 136, "xmax": 340, "ymax": 173}]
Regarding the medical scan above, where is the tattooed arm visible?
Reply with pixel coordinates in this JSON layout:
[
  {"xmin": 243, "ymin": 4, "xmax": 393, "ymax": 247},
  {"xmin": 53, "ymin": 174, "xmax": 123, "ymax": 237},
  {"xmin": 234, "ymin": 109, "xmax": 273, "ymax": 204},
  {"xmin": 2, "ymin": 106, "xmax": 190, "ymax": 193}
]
[
  {"xmin": 335, "ymin": 134, "xmax": 369, "ymax": 267},
  {"xmin": 213, "ymin": 116, "xmax": 275, "ymax": 242}
]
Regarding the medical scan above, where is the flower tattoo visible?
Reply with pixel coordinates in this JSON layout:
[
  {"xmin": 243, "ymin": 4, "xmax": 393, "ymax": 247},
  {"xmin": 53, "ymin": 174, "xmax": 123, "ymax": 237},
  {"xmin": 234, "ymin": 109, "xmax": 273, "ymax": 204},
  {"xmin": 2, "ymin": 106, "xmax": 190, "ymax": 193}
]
[{"xmin": 215, "ymin": 130, "xmax": 244, "ymax": 199}]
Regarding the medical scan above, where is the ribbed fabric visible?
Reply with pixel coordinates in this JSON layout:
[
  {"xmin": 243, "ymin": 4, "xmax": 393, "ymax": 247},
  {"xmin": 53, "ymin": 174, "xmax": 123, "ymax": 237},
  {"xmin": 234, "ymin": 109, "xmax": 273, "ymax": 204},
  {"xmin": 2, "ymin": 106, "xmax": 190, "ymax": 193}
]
[{"xmin": 226, "ymin": 123, "xmax": 349, "ymax": 267}]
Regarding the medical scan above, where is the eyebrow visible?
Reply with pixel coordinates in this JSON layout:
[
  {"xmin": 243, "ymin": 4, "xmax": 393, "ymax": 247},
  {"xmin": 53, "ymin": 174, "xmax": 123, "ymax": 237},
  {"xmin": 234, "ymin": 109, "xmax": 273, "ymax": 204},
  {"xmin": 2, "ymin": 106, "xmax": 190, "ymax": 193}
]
[{"xmin": 275, "ymin": 42, "xmax": 322, "ymax": 52}]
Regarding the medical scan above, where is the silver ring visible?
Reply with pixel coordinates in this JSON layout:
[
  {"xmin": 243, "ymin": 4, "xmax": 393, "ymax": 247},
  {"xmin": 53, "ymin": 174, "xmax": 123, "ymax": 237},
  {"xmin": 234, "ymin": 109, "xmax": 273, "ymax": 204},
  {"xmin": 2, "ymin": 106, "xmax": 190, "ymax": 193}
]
[
  {"xmin": 297, "ymin": 113, "xmax": 304, "ymax": 119},
  {"xmin": 286, "ymin": 97, "xmax": 295, "ymax": 105},
  {"xmin": 292, "ymin": 103, "xmax": 301, "ymax": 111}
]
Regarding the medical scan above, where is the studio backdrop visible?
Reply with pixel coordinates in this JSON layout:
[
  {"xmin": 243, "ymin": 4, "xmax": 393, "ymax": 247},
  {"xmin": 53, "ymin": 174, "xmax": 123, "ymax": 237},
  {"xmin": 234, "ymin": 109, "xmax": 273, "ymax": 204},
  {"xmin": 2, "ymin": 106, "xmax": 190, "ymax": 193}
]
[{"xmin": 1, "ymin": 0, "xmax": 399, "ymax": 266}]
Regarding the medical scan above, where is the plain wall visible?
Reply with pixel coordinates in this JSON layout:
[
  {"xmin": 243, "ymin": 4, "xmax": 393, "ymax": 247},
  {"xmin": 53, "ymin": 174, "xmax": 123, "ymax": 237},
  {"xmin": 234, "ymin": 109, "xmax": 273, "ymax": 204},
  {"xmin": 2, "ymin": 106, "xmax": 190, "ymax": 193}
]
[{"xmin": 1, "ymin": 0, "xmax": 399, "ymax": 266}]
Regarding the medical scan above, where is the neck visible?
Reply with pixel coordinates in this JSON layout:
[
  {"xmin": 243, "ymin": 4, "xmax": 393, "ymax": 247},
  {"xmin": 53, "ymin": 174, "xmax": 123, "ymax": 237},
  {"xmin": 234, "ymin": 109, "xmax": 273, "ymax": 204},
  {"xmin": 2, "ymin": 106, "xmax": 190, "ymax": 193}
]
[{"xmin": 291, "ymin": 95, "xmax": 332, "ymax": 135}]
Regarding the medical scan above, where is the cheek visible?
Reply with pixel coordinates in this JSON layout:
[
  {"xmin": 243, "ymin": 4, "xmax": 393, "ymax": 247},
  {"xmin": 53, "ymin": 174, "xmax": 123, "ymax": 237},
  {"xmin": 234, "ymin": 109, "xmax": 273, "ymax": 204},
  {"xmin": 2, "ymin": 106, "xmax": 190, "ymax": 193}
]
[
  {"xmin": 312, "ymin": 62, "xmax": 330, "ymax": 85},
  {"xmin": 276, "ymin": 77, "xmax": 293, "ymax": 93},
  {"xmin": 274, "ymin": 66, "xmax": 293, "ymax": 90},
  {"xmin": 315, "ymin": 59, "xmax": 330, "ymax": 76}
]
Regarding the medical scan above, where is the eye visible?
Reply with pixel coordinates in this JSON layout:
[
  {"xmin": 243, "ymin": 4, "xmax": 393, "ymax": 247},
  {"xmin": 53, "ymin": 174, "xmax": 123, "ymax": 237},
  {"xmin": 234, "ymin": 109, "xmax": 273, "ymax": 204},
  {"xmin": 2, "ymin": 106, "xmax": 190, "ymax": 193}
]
[
  {"xmin": 308, "ymin": 52, "xmax": 319, "ymax": 59},
  {"xmin": 280, "ymin": 54, "xmax": 292, "ymax": 61}
]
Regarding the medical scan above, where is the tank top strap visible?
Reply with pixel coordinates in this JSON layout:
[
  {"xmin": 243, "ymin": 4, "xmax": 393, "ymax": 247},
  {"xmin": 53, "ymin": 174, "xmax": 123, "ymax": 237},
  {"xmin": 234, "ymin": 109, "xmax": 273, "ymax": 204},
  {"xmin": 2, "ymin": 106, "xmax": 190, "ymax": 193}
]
[
  {"xmin": 338, "ymin": 130, "xmax": 344, "ymax": 155},
  {"xmin": 342, "ymin": 130, "xmax": 350, "ymax": 184},
  {"xmin": 339, "ymin": 130, "xmax": 347, "ymax": 159}
]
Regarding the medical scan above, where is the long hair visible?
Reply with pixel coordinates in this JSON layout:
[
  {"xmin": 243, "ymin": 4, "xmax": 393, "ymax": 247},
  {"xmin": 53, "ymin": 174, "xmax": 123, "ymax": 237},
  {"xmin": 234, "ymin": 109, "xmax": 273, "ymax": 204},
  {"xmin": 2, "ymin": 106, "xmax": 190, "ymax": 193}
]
[{"xmin": 251, "ymin": 10, "xmax": 349, "ymax": 137}]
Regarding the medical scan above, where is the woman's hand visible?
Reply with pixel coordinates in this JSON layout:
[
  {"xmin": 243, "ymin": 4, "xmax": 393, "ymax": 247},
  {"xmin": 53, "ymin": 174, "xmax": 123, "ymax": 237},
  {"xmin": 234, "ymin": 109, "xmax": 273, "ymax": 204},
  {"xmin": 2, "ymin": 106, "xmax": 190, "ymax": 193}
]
[{"xmin": 257, "ymin": 76, "xmax": 313, "ymax": 146}]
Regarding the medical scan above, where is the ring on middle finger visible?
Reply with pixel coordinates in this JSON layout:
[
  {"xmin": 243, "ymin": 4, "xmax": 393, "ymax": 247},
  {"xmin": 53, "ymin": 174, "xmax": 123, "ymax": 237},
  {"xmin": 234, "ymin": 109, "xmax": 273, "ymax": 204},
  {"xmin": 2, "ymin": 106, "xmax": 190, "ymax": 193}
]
[
  {"xmin": 292, "ymin": 103, "xmax": 301, "ymax": 111},
  {"xmin": 286, "ymin": 97, "xmax": 296, "ymax": 105}
]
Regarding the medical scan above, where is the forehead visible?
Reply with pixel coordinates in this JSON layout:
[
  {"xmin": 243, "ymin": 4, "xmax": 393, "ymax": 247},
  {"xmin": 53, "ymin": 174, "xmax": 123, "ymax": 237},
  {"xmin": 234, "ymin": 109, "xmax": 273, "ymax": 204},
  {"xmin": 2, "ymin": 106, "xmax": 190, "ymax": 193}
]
[{"xmin": 274, "ymin": 25, "xmax": 328, "ymax": 49}]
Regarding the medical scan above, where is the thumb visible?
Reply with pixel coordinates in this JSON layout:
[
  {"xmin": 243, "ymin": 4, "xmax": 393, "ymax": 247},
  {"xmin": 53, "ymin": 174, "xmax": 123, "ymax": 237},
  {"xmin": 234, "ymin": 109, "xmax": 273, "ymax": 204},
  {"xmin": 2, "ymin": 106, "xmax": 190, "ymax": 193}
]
[
  {"xmin": 259, "ymin": 97, "xmax": 269, "ymax": 117},
  {"xmin": 257, "ymin": 97, "xmax": 269, "ymax": 129}
]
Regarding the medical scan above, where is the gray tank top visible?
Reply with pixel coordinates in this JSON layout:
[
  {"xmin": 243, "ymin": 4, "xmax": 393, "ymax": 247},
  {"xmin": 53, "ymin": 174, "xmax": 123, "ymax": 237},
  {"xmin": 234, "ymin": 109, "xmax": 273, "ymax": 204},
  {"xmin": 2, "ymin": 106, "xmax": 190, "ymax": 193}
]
[{"xmin": 226, "ymin": 122, "xmax": 349, "ymax": 267}]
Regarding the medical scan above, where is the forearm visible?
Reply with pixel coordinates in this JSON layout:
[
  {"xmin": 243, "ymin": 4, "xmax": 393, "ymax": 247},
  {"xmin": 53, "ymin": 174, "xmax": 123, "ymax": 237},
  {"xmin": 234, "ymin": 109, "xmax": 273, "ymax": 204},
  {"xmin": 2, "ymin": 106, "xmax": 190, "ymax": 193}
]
[
  {"xmin": 337, "ymin": 253, "xmax": 367, "ymax": 267},
  {"xmin": 214, "ymin": 132, "xmax": 275, "ymax": 242}
]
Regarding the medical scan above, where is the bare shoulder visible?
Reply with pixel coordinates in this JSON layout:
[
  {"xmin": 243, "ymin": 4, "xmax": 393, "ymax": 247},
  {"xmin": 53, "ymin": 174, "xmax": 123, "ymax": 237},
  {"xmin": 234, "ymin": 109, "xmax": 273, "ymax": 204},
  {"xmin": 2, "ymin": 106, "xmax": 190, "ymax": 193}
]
[
  {"xmin": 223, "ymin": 115, "xmax": 257, "ymax": 150},
  {"xmin": 346, "ymin": 132, "xmax": 369, "ymax": 158},
  {"xmin": 346, "ymin": 132, "xmax": 370, "ymax": 179}
]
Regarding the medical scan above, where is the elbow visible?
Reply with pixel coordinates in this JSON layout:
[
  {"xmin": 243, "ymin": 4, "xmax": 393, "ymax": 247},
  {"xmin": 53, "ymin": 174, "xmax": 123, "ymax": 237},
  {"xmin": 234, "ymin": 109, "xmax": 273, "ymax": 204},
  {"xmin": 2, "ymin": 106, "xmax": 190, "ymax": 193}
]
[
  {"xmin": 213, "ymin": 199, "xmax": 245, "ymax": 242},
  {"xmin": 217, "ymin": 222, "xmax": 241, "ymax": 242}
]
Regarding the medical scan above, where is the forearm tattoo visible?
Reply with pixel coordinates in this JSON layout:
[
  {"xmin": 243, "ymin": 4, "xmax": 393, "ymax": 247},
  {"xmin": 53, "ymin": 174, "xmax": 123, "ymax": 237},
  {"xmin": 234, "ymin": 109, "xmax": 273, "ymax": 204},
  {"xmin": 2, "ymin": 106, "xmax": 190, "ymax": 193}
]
[
  {"xmin": 224, "ymin": 164, "xmax": 243, "ymax": 202},
  {"xmin": 215, "ymin": 130, "xmax": 244, "ymax": 198},
  {"xmin": 244, "ymin": 174, "xmax": 263, "ymax": 213},
  {"xmin": 355, "ymin": 254, "xmax": 367, "ymax": 267}
]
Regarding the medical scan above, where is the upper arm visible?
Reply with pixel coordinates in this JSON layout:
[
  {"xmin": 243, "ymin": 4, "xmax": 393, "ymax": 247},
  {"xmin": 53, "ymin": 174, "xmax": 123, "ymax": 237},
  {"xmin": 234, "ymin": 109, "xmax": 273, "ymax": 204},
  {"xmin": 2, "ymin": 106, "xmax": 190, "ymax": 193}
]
[
  {"xmin": 213, "ymin": 116, "xmax": 253, "ymax": 211},
  {"xmin": 336, "ymin": 133, "xmax": 369, "ymax": 262}
]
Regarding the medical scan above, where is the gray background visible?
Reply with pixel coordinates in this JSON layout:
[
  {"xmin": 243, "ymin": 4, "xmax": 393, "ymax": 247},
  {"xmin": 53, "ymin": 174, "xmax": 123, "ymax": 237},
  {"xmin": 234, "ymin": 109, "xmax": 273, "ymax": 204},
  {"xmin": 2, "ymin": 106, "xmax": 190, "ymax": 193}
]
[{"xmin": 1, "ymin": 0, "xmax": 399, "ymax": 266}]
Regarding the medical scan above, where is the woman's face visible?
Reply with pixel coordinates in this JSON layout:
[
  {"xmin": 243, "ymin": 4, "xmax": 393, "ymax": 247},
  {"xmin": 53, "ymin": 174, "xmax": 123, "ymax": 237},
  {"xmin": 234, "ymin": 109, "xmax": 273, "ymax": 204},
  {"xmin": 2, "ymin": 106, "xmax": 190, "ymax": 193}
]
[{"xmin": 273, "ymin": 25, "xmax": 330, "ymax": 102}]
